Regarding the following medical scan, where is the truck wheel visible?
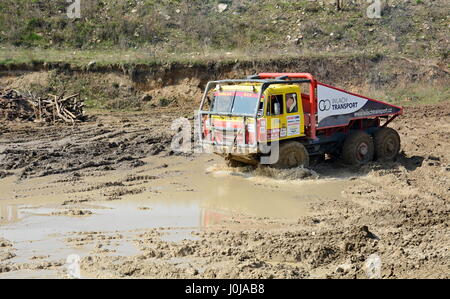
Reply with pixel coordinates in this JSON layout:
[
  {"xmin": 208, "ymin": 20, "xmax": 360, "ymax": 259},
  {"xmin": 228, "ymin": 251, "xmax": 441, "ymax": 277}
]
[
  {"xmin": 342, "ymin": 131, "xmax": 374, "ymax": 166},
  {"xmin": 273, "ymin": 141, "xmax": 310, "ymax": 169},
  {"xmin": 374, "ymin": 127, "xmax": 401, "ymax": 162}
]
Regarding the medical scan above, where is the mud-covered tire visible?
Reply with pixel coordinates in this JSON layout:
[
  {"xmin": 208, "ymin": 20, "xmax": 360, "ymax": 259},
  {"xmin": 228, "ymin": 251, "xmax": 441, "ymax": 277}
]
[
  {"xmin": 342, "ymin": 131, "xmax": 374, "ymax": 166},
  {"xmin": 272, "ymin": 141, "xmax": 310, "ymax": 169},
  {"xmin": 374, "ymin": 127, "xmax": 401, "ymax": 162}
]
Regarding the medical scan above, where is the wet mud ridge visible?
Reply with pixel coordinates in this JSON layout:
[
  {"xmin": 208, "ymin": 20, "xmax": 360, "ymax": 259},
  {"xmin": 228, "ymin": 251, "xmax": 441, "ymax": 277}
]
[
  {"xmin": 0, "ymin": 112, "xmax": 176, "ymax": 179},
  {"xmin": 0, "ymin": 104, "xmax": 449, "ymax": 279}
]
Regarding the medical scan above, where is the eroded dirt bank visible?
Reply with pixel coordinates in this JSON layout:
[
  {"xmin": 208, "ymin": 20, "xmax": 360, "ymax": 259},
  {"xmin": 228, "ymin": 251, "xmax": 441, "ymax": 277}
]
[
  {"xmin": 0, "ymin": 103, "xmax": 449, "ymax": 279},
  {"xmin": 0, "ymin": 55, "xmax": 448, "ymax": 112}
]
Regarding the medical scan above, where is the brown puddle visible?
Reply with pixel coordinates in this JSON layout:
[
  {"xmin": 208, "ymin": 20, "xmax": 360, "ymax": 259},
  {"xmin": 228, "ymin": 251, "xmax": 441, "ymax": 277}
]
[{"xmin": 0, "ymin": 155, "xmax": 353, "ymax": 278}]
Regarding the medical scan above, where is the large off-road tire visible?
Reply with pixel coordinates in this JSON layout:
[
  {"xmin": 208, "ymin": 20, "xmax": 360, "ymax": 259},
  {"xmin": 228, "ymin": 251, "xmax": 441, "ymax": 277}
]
[
  {"xmin": 342, "ymin": 131, "xmax": 374, "ymax": 166},
  {"xmin": 374, "ymin": 127, "xmax": 401, "ymax": 162},
  {"xmin": 272, "ymin": 141, "xmax": 310, "ymax": 169}
]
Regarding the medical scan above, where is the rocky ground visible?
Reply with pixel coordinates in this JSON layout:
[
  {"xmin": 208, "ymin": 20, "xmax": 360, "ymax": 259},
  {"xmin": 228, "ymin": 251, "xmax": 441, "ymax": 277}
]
[{"xmin": 0, "ymin": 103, "xmax": 448, "ymax": 279}]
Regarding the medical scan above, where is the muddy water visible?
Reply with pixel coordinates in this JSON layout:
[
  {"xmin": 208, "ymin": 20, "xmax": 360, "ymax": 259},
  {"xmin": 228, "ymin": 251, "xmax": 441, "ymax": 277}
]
[
  {"xmin": 0, "ymin": 155, "xmax": 352, "ymax": 278},
  {"xmin": 121, "ymin": 155, "xmax": 352, "ymax": 219}
]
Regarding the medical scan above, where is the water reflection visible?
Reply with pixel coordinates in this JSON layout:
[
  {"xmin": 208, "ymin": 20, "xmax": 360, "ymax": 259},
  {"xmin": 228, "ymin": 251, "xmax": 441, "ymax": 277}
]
[{"xmin": 0, "ymin": 204, "xmax": 21, "ymax": 223}]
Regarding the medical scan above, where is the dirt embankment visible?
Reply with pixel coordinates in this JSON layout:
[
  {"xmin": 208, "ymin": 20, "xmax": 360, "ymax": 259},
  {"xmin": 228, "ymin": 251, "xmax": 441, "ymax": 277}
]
[{"xmin": 0, "ymin": 55, "xmax": 448, "ymax": 111}]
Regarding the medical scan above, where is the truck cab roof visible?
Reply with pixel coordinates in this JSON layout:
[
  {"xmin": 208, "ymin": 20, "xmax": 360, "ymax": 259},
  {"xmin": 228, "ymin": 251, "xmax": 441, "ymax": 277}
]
[{"xmin": 215, "ymin": 83, "xmax": 300, "ymax": 95}]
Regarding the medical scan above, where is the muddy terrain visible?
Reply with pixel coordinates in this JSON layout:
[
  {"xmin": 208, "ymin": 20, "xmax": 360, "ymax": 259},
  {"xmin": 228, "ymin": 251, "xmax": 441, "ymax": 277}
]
[{"xmin": 0, "ymin": 101, "xmax": 448, "ymax": 279}]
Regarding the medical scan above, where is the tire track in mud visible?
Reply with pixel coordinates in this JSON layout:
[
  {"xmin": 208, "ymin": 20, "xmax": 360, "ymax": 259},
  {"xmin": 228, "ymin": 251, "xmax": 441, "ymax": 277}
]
[{"xmin": 0, "ymin": 114, "xmax": 176, "ymax": 179}]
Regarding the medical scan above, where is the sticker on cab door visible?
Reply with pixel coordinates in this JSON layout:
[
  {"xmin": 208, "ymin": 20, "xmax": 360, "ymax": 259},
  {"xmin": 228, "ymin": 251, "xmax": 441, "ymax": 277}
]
[
  {"xmin": 268, "ymin": 128, "xmax": 280, "ymax": 140},
  {"xmin": 287, "ymin": 115, "xmax": 301, "ymax": 136}
]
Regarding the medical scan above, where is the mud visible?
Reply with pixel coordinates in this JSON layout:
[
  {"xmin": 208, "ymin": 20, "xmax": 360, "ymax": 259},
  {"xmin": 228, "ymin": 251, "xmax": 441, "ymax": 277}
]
[
  {"xmin": 0, "ymin": 103, "xmax": 449, "ymax": 279},
  {"xmin": 51, "ymin": 209, "xmax": 93, "ymax": 217},
  {"xmin": 0, "ymin": 111, "xmax": 175, "ymax": 179},
  {"xmin": 0, "ymin": 237, "xmax": 15, "ymax": 262}
]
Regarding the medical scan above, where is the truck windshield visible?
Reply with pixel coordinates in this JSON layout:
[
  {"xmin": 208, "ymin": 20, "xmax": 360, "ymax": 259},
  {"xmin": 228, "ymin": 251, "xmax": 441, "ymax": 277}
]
[{"xmin": 211, "ymin": 91, "xmax": 259, "ymax": 115}]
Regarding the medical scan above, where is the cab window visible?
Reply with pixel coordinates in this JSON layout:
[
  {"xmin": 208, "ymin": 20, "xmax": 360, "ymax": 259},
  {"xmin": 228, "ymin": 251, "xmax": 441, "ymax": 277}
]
[
  {"xmin": 267, "ymin": 95, "xmax": 284, "ymax": 116},
  {"xmin": 285, "ymin": 93, "xmax": 298, "ymax": 113}
]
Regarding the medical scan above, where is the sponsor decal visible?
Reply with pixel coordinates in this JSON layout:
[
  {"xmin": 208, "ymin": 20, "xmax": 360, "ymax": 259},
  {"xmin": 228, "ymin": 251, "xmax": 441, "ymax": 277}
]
[
  {"xmin": 215, "ymin": 91, "xmax": 259, "ymax": 98},
  {"xmin": 287, "ymin": 125, "xmax": 300, "ymax": 136},
  {"xmin": 247, "ymin": 124, "xmax": 256, "ymax": 133},
  {"xmin": 215, "ymin": 91, "xmax": 234, "ymax": 97},
  {"xmin": 317, "ymin": 85, "xmax": 367, "ymax": 126},
  {"xmin": 258, "ymin": 119, "xmax": 267, "ymax": 142},
  {"xmin": 317, "ymin": 84, "xmax": 400, "ymax": 128},
  {"xmin": 287, "ymin": 115, "xmax": 301, "ymax": 136},
  {"xmin": 287, "ymin": 115, "xmax": 300, "ymax": 124},
  {"xmin": 268, "ymin": 118, "xmax": 280, "ymax": 140},
  {"xmin": 280, "ymin": 128, "xmax": 287, "ymax": 138},
  {"xmin": 268, "ymin": 128, "xmax": 280, "ymax": 140},
  {"xmin": 259, "ymin": 119, "xmax": 266, "ymax": 132},
  {"xmin": 354, "ymin": 108, "xmax": 393, "ymax": 117}
]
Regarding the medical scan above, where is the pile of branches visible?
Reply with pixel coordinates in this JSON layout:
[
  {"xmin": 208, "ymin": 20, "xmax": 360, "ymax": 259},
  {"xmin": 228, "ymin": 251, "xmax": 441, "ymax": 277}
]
[{"xmin": 0, "ymin": 89, "xmax": 85, "ymax": 123}]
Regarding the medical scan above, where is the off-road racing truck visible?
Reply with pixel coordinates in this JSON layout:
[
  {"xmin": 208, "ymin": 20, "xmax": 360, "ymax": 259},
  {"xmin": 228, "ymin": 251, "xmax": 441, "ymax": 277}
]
[{"xmin": 198, "ymin": 73, "xmax": 403, "ymax": 168}]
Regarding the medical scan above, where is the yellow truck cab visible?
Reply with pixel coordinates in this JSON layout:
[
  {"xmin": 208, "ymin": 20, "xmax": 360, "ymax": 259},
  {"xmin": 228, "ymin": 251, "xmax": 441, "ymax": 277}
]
[
  {"xmin": 261, "ymin": 84, "xmax": 306, "ymax": 141},
  {"xmin": 200, "ymin": 81, "xmax": 308, "ymax": 166}
]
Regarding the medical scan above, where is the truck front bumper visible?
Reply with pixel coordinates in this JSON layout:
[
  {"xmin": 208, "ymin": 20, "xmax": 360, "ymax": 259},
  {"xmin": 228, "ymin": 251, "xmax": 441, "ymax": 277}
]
[{"xmin": 201, "ymin": 142, "xmax": 259, "ymax": 155}]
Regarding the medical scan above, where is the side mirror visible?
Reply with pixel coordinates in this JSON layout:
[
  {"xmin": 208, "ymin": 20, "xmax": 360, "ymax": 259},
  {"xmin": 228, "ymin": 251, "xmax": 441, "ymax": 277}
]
[
  {"xmin": 257, "ymin": 109, "xmax": 264, "ymax": 117},
  {"xmin": 274, "ymin": 103, "xmax": 280, "ymax": 115}
]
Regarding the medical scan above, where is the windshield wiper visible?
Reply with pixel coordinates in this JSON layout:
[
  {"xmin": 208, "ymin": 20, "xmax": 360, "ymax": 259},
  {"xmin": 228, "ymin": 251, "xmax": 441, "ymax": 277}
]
[{"xmin": 229, "ymin": 91, "xmax": 238, "ymax": 114}]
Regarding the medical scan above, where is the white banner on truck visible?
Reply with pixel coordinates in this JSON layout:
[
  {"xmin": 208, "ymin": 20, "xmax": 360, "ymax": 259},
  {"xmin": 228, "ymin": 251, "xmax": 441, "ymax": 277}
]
[{"xmin": 317, "ymin": 84, "xmax": 368, "ymax": 128}]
